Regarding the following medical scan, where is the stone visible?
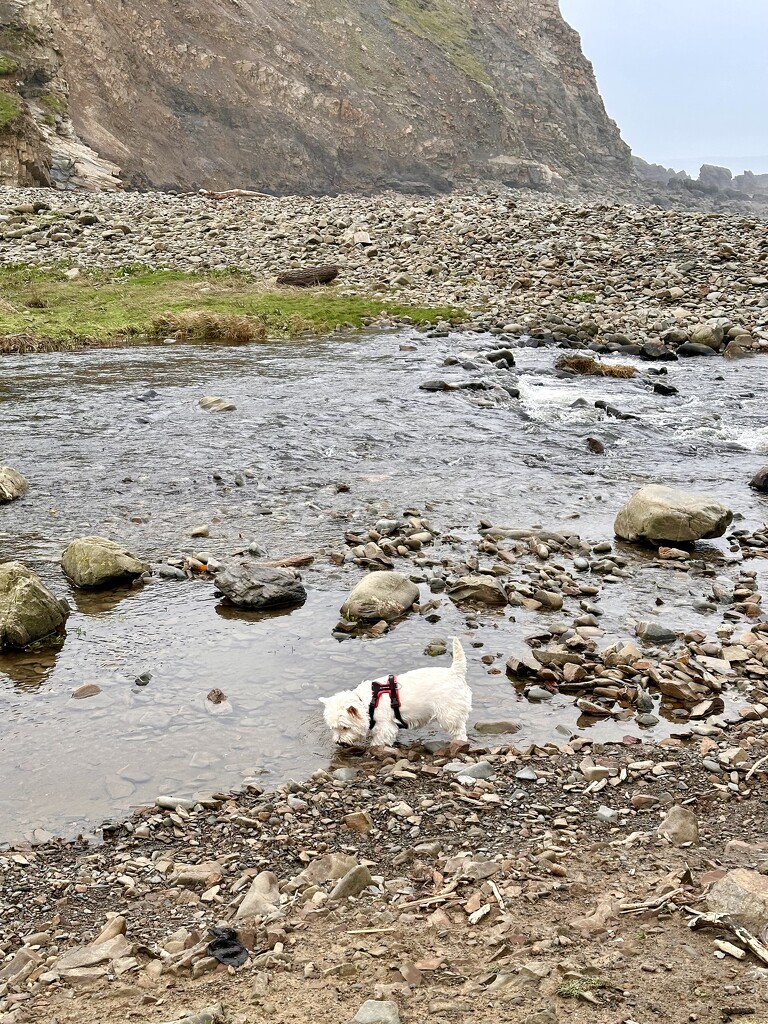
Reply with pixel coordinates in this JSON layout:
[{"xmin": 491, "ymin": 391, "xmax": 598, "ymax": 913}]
[
  {"xmin": 0, "ymin": 948, "xmax": 41, "ymax": 984},
  {"xmin": 163, "ymin": 1006, "xmax": 225, "ymax": 1024},
  {"xmin": 236, "ymin": 871, "xmax": 281, "ymax": 920},
  {"xmin": 199, "ymin": 396, "xmax": 236, "ymax": 411},
  {"xmin": 635, "ymin": 620, "xmax": 678, "ymax": 644},
  {"xmin": 0, "ymin": 562, "xmax": 70, "ymax": 649},
  {"xmin": 93, "ymin": 916, "xmax": 126, "ymax": 944},
  {"xmin": 474, "ymin": 720, "xmax": 521, "ymax": 735},
  {"xmin": 171, "ymin": 861, "xmax": 223, "ymax": 887},
  {"xmin": 72, "ymin": 683, "xmax": 101, "ymax": 699},
  {"xmin": 61, "ymin": 536, "xmax": 150, "ymax": 588},
  {"xmin": 707, "ymin": 869, "xmax": 768, "ymax": 922},
  {"xmin": 596, "ymin": 805, "xmax": 618, "ymax": 824},
  {"xmin": 349, "ymin": 1000, "xmax": 401, "ymax": 1024},
  {"xmin": 614, "ymin": 485, "xmax": 733, "ymax": 545},
  {"xmin": 0, "ymin": 465, "xmax": 28, "ymax": 502},
  {"xmin": 294, "ymin": 853, "xmax": 358, "ymax": 887},
  {"xmin": 216, "ymin": 562, "xmax": 307, "ymax": 610},
  {"xmin": 341, "ymin": 571, "xmax": 419, "ymax": 622},
  {"xmin": 54, "ymin": 934, "xmax": 132, "ymax": 972},
  {"xmin": 750, "ymin": 466, "xmax": 768, "ymax": 492},
  {"xmin": 533, "ymin": 589, "xmax": 563, "ymax": 610},
  {"xmin": 677, "ymin": 342, "xmax": 718, "ymax": 357},
  {"xmin": 688, "ymin": 323, "xmax": 724, "ymax": 350},
  {"xmin": 329, "ymin": 865, "xmax": 373, "ymax": 900},
  {"xmin": 344, "ymin": 810, "xmax": 374, "ymax": 834},
  {"xmin": 657, "ymin": 805, "xmax": 698, "ymax": 846},
  {"xmin": 526, "ymin": 1012, "xmax": 557, "ymax": 1024},
  {"xmin": 443, "ymin": 760, "xmax": 496, "ymax": 780},
  {"xmin": 447, "ymin": 574, "xmax": 507, "ymax": 606}
]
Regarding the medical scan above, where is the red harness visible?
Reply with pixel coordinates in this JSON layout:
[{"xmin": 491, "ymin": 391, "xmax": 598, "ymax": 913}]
[{"xmin": 368, "ymin": 674, "xmax": 409, "ymax": 731}]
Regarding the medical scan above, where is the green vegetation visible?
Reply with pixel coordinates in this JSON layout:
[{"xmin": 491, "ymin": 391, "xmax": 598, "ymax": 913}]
[
  {"xmin": 388, "ymin": 0, "xmax": 490, "ymax": 86},
  {"xmin": 0, "ymin": 91, "xmax": 22, "ymax": 129},
  {"xmin": 38, "ymin": 92, "xmax": 67, "ymax": 125},
  {"xmin": 0, "ymin": 56, "xmax": 18, "ymax": 76},
  {"xmin": 0, "ymin": 266, "xmax": 465, "ymax": 352},
  {"xmin": 565, "ymin": 291, "xmax": 597, "ymax": 303},
  {"xmin": 557, "ymin": 975, "xmax": 607, "ymax": 999}
]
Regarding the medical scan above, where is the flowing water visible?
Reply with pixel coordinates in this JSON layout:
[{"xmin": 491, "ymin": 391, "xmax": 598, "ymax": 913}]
[{"xmin": 1, "ymin": 330, "xmax": 767, "ymax": 843}]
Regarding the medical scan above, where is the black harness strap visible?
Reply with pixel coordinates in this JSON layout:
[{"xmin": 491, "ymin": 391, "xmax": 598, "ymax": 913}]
[{"xmin": 368, "ymin": 674, "xmax": 409, "ymax": 731}]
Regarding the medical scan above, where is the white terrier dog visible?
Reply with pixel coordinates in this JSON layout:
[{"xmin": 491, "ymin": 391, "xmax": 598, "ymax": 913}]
[{"xmin": 320, "ymin": 637, "xmax": 471, "ymax": 748}]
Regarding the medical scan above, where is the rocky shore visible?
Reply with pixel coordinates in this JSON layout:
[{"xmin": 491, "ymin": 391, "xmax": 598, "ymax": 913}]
[
  {"xmin": 1, "ymin": 733, "xmax": 768, "ymax": 1024},
  {"xmin": 0, "ymin": 185, "xmax": 767, "ymax": 357},
  {"xmin": 2, "ymin": 482, "xmax": 768, "ymax": 1022},
  {"xmin": 2, "ymin": 183, "xmax": 768, "ymax": 1023}
]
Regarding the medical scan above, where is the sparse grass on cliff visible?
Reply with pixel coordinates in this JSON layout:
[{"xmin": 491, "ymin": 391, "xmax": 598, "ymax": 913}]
[
  {"xmin": 0, "ymin": 266, "xmax": 465, "ymax": 351},
  {"xmin": 388, "ymin": 0, "xmax": 491, "ymax": 86},
  {"xmin": 0, "ymin": 56, "xmax": 18, "ymax": 76},
  {"xmin": 0, "ymin": 91, "xmax": 22, "ymax": 129}
]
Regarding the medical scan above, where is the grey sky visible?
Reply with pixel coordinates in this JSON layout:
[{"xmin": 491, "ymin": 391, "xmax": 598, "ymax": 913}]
[{"xmin": 559, "ymin": 0, "xmax": 768, "ymax": 175}]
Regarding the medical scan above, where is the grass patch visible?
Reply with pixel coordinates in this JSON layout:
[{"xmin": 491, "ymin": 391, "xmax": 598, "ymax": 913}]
[
  {"xmin": 0, "ymin": 56, "xmax": 18, "ymax": 76},
  {"xmin": 556, "ymin": 354, "xmax": 636, "ymax": 379},
  {"xmin": 38, "ymin": 91, "xmax": 67, "ymax": 125},
  {"xmin": 566, "ymin": 291, "xmax": 597, "ymax": 303},
  {"xmin": 557, "ymin": 975, "xmax": 607, "ymax": 999},
  {"xmin": 0, "ymin": 91, "xmax": 22, "ymax": 129},
  {"xmin": 388, "ymin": 0, "xmax": 490, "ymax": 86},
  {"xmin": 150, "ymin": 311, "xmax": 268, "ymax": 344},
  {"xmin": 0, "ymin": 266, "xmax": 465, "ymax": 350}
]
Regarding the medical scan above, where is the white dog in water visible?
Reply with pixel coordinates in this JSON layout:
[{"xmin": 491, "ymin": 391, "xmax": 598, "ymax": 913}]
[{"xmin": 320, "ymin": 637, "xmax": 471, "ymax": 748}]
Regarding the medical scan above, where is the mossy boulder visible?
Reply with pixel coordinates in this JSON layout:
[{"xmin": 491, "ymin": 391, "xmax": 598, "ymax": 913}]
[
  {"xmin": 0, "ymin": 466, "xmax": 28, "ymax": 503},
  {"xmin": 61, "ymin": 536, "xmax": 150, "ymax": 588},
  {"xmin": 0, "ymin": 561, "xmax": 70, "ymax": 649}
]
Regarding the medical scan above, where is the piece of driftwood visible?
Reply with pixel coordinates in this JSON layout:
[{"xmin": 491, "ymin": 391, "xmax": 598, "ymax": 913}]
[
  {"xmin": 276, "ymin": 265, "xmax": 339, "ymax": 287},
  {"xmin": 686, "ymin": 909, "xmax": 768, "ymax": 966},
  {"xmin": 198, "ymin": 188, "xmax": 270, "ymax": 199}
]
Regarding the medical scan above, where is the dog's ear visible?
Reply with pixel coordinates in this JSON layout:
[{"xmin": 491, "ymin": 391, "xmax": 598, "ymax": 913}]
[{"xmin": 347, "ymin": 705, "xmax": 362, "ymax": 719}]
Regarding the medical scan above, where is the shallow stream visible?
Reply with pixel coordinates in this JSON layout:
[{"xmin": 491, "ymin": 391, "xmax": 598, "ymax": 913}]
[{"xmin": 1, "ymin": 330, "xmax": 767, "ymax": 843}]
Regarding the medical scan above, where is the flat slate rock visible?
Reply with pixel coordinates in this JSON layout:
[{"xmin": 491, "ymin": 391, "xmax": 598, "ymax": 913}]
[{"xmin": 216, "ymin": 562, "xmax": 307, "ymax": 610}]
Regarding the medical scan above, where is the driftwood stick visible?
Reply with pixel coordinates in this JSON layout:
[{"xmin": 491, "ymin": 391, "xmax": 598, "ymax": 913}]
[
  {"xmin": 199, "ymin": 188, "xmax": 270, "ymax": 199},
  {"xmin": 276, "ymin": 265, "xmax": 339, "ymax": 287},
  {"xmin": 686, "ymin": 910, "xmax": 768, "ymax": 967}
]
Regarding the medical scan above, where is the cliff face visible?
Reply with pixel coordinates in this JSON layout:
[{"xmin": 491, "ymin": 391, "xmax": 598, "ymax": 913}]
[
  {"xmin": 5, "ymin": 0, "xmax": 632, "ymax": 192},
  {"xmin": 0, "ymin": 0, "xmax": 120, "ymax": 189}
]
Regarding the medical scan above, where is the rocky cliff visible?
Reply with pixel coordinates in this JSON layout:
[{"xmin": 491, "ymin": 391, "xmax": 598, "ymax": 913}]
[
  {"xmin": 0, "ymin": 0, "xmax": 121, "ymax": 189},
  {"xmin": 3, "ymin": 0, "xmax": 632, "ymax": 192}
]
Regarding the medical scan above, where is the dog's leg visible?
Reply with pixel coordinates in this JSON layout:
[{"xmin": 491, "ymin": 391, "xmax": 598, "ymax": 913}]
[
  {"xmin": 437, "ymin": 698, "xmax": 470, "ymax": 743},
  {"xmin": 370, "ymin": 722, "xmax": 401, "ymax": 748}
]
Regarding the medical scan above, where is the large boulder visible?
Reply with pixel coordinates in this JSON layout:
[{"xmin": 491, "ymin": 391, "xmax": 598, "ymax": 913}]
[
  {"xmin": 0, "ymin": 466, "xmax": 28, "ymax": 503},
  {"xmin": 216, "ymin": 562, "xmax": 307, "ymax": 610},
  {"xmin": 750, "ymin": 466, "xmax": 768, "ymax": 492},
  {"xmin": 61, "ymin": 536, "xmax": 150, "ymax": 588},
  {"xmin": 706, "ymin": 868, "xmax": 768, "ymax": 923},
  {"xmin": 614, "ymin": 485, "xmax": 733, "ymax": 545},
  {"xmin": 341, "ymin": 571, "xmax": 419, "ymax": 622},
  {"xmin": 0, "ymin": 562, "xmax": 70, "ymax": 649}
]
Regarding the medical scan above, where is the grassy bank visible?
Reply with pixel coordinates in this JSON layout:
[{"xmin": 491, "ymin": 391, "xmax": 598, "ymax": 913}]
[{"xmin": 0, "ymin": 265, "xmax": 465, "ymax": 352}]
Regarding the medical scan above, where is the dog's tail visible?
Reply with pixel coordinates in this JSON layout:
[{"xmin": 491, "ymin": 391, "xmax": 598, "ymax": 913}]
[{"xmin": 451, "ymin": 636, "xmax": 467, "ymax": 676}]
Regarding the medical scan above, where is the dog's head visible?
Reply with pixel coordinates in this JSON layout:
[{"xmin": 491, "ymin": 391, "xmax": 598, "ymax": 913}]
[{"xmin": 319, "ymin": 690, "xmax": 369, "ymax": 747}]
